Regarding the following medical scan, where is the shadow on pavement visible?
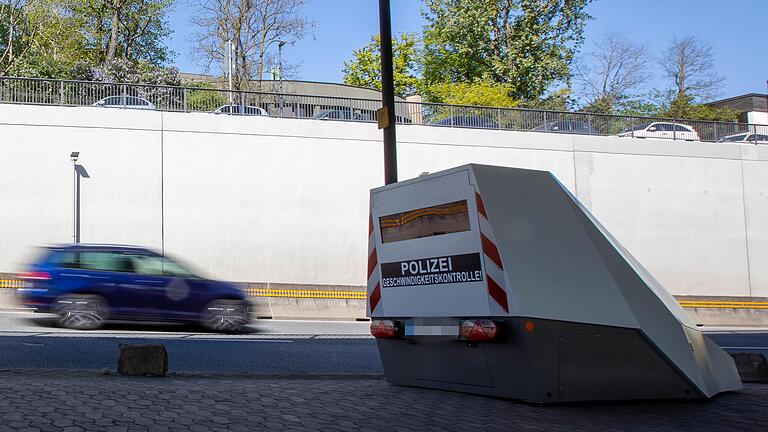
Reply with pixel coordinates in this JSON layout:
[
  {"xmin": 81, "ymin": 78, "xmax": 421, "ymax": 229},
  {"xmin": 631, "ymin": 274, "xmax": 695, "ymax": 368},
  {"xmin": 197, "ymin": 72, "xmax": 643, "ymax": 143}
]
[{"xmin": 22, "ymin": 316, "xmax": 260, "ymax": 334}]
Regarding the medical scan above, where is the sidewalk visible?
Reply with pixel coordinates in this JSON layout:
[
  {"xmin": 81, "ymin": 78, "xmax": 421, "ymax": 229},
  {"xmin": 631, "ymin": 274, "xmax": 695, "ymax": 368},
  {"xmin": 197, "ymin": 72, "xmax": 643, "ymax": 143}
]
[{"xmin": 0, "ymin": 370, "xmax": 766, "ymax": 432}]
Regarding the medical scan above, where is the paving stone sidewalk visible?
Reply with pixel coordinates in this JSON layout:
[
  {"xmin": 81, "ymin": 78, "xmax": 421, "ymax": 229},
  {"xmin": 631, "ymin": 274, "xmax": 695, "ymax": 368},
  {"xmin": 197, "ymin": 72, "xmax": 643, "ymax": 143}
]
[{"xmin": 0, "ymin": 370, "xmax": 766, "ymax": 432}]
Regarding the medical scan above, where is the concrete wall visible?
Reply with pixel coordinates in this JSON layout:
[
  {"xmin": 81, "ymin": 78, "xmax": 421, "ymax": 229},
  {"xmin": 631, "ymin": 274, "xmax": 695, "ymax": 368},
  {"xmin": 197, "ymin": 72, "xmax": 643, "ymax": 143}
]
[{"xmin": 1, "ymin": 103, "xmax": 767, "ymax": 298}]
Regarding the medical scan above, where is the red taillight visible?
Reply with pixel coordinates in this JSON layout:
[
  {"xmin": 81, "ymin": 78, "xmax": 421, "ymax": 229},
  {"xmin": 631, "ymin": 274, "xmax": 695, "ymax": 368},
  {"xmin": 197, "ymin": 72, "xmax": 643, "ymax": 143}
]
[
  {"xmin": 460, "ymin": 319, "xmax": 499, "ymax": 341},
  {"xmin": 370, "ymin": 320, "xmax": 398, "ymax": 338},
  {"xmin": 17, "ymin": 271, "xmax": 51, "ymax": 280}
]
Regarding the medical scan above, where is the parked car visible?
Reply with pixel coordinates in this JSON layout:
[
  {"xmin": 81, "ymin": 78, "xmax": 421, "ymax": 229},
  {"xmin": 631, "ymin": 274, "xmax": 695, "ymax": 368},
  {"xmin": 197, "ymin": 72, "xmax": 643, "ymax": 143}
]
[
  {"xmin": 531, "ymin": 120, "xmax": 599, "ymax": 135},
  {"xmin": 213, "ymin": 104, "xmax": 269, "ymax": 116},
  {"xmin": 718, "ymin": 132, "xmax": 768, "ymax": 144},
  {"xmin": 16, "ymin": 244, "xmax": 250, "ymax": 332},
  {"xmin": 312, "ymin": 109, "xmax": 371, "ymax": 121},
  {"xmin": 92, "ymin": 96, "xmax": 156, "ymax": 110},
  {"xmin": 433, "ymin": 115, "xmax": 499, "ymax": 129},
  {"xmin": 618, "ymin": 122, "xmax": 700, "ymax": 141}
]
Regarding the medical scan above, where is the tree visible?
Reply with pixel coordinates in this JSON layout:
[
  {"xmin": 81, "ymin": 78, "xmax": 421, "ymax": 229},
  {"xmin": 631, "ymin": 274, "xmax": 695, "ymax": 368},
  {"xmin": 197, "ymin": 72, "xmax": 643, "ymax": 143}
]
[
  {"xmin": 1, "ymin": 0, "xmax": 91, "ymax": 77},
  {"xmin": 192, "ymin": 0, "xmax": 312, "ymax": 90},
  {"xmin": 575, "ymin": 33, "xmax": 649, "ymax": 113},
  {"xmin": 659, "ymin": 35, "xmax": 724, "ymax": 103},
  {"xmin": 342, "ymin": 33, "xmax": 420, "ymax": 97},
  {"xmin": 658, "ymin": 93, "xmax": 738, "ymax": 122},
  {"xmin": 72, "ymin": 0, "xmax": 174, "ymax": 65},
  {"xmin": 0, "ymin": 0, "xmax": 36, "ymax": 75},
  {"xmin": 427, "ymin": 82, "xmax": 518, "ymax": 107},
  {"xmin": 422, "ymin": 0, "xmax": 592, "ymax": 102},
  {"xmin": 71, "ymin": 57, "xmax": 181, "ymax": 86}
]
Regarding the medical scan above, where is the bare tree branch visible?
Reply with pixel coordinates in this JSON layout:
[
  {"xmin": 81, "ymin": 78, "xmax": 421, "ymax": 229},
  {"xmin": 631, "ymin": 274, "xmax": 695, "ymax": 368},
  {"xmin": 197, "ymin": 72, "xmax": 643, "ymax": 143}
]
[
  {"xmin": 659, "ymin": 34, "xmax": 724, "ymax": 102},
  {"xmin": 191, "ymin": 0, "xmax": 312, "ymax": 90},
  {"xmin": 574, "ymin": 33, "xmax": 649, "ymax": 112}
]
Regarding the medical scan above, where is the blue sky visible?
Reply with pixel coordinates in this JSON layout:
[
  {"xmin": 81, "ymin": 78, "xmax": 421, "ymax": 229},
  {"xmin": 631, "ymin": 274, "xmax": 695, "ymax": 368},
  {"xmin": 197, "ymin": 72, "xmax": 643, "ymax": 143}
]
[{"xmin": 167, "ymin": 0, "xmax": 768, "ymax": 99}]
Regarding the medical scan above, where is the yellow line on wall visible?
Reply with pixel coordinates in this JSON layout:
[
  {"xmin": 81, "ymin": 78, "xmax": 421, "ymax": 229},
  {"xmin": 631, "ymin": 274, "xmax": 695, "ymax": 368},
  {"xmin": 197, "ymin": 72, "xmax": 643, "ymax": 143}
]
[{"xmin": 245, "ymin": 288, "xmax": 366, "ymax": 299}]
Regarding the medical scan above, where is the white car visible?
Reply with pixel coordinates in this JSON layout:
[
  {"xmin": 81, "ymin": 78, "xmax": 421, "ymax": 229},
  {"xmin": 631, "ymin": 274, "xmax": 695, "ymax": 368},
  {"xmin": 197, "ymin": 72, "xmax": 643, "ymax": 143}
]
[
  {"xmin": 213, "ymin": 105, "xmax": 269, "ymax": 116},
  {"xmin": 719, "ymin": 132, "xmax": 768, "ymax": 144},
  {"xmin": 92, "ymin": 95, "xmax": 156, "ymax": 110},
  {"xmin": 618, "ymin": 122, "xmax": 700, "ymax": 141}
]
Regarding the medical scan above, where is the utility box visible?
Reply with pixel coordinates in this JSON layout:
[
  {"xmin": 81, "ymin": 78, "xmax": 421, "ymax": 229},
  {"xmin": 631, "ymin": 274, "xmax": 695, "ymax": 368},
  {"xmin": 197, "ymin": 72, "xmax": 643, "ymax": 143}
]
[{"xmin": 366, "ymin": 164, "xmax": 741, "ymax": 403}]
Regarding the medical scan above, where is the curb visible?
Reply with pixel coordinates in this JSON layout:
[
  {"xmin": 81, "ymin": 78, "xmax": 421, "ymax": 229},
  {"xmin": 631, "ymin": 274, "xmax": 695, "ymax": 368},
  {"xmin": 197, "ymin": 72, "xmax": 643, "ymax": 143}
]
[
  {"xmin": 730, "ymin": 352, "xmax": 768, "ymax": 383},
  {"xmin": 0, "ymin": 368, "xmax": 386, "ymax": 380}
]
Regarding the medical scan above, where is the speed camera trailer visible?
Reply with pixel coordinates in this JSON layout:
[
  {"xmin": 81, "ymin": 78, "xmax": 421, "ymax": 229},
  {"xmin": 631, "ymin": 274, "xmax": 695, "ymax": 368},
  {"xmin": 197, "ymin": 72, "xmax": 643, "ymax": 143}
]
[{"xmin": 366, "ymin": 164, "xmax": 741, "ymax": 403}]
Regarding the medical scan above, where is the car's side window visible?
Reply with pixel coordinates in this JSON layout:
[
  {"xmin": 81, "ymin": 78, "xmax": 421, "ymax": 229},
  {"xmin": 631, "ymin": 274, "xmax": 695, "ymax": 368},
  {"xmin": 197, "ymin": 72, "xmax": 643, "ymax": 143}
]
[
  {"xmin": 55, "ymin": 251, "xmax": 81, "ymax": 269},
  {"xmin": 78, "ymin": 252, "xmax": 132, "ymax": 272},
  {"xmin": 129, "ymin": 255, "xmax": 194, "ymax": 277},
  {"xmin": 129, "ymin": 255, "xmax": 166, "ymax": 276},
  {"xmin": 674, "ymin": 124, "xmax": 691, "ymax": 132}
]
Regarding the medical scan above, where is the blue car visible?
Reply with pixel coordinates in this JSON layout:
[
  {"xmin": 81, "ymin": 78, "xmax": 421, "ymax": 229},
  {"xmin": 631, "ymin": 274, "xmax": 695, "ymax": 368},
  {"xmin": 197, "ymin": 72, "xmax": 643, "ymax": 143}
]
[{"xmin": 17, "ymin": 244, "xmax": 250, "ymax": 332}]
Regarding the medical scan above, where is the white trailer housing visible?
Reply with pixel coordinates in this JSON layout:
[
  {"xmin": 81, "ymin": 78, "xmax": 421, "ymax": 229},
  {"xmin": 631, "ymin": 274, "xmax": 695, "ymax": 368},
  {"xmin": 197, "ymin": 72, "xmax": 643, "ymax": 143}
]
[{"xmin": 366, "ymin": 164, "xmax": 741, "ymax": 403}]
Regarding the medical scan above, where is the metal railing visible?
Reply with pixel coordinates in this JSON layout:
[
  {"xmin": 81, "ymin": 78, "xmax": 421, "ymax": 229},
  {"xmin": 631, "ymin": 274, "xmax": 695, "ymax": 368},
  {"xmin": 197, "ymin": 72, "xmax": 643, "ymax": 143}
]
[{"xmin": 1, "ymin": 76, "xmax": 766, "ymax": 144}]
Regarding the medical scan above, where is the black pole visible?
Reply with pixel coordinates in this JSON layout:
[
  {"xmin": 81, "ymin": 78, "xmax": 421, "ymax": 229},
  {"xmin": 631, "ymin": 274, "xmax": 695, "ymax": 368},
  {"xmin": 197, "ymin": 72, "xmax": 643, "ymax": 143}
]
[
  {"xmin": 75, "ymin": 165, "xmax": 80, "ymax": 243},
  {"xmin": 379, "ymin": 0, "xmax": 397, "ymax": 184}
]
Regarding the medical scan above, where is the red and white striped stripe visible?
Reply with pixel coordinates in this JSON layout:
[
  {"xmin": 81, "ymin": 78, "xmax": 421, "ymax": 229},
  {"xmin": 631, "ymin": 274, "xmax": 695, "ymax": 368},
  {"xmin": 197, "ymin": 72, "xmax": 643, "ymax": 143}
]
[
  {"xmin": 367, "ymin": 213, "xmax": 382, "ymax": 314},
  {"xmin": 475, "ymin": 192, "xmax": 510, "ymax": 314}
]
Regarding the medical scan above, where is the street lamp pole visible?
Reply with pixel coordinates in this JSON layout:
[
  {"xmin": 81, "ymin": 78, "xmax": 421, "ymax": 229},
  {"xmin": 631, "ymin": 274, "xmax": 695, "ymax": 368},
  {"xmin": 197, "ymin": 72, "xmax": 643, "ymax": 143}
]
[
  {"xmin": 278, "ymin": 40, "xmax": 286, "ymax": 114},
  {"xmin": 70, "ymin": 152, "xmax": 80, "ymax": 243},
  {"xmin": 378, "ymin": 0, "xmax": 397, "ymax": 185},
  {"xmin": 227, "ymin": 39, "xmax": 233, "ymax": 105}
]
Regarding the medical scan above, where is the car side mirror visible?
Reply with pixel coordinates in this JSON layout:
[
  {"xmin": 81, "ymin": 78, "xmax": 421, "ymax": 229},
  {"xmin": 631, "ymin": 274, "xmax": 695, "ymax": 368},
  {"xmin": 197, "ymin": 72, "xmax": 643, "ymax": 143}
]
[{"xmin": 648, "ymin": 127, "xmax": 656, "ymax": 132}]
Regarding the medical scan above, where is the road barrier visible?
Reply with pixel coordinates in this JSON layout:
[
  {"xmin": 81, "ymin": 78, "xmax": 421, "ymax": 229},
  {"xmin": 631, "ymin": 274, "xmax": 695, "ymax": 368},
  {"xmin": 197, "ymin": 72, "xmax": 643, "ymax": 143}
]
[
  {"xmin": 2, "ymin": 278, "xmax": 767, "ymax": 323},
  {"xmin": 1, "ymin": 76, "xmax": 766, "ymax": 143}
]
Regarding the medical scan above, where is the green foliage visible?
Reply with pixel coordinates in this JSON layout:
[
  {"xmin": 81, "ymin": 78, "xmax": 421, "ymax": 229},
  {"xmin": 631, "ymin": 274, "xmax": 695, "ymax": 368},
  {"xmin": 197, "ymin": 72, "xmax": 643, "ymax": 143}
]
[
  {"xmin": 185, "ymin": 89, "xmax": 228, "ymax": 111},
  {"xmin": 421, "ymin": 0, "xmax": 592, "ymax": 101},
  {"xmin": 661, "ymin": 94, "xmax": 738, "ymax": 122},
  {"xmin": 579, "ymin": 95, "xmax": 615, "ymax": 114},
  {"xmin": 1, "ymin": 0, "xmax": 173, "ymax": 79},
  {"xmin": 1, "ymin": 0, "xmax": 90, "ymax": 76},
  {"xmin": 616, "ymin": 99, "xmax": 661, "ymax": 117},
  {"xmin": 342, "ymin": 33, "xmax": 420, "ymax": 97},
  {"xmin": 518, "ymin": 88, "xmax": 574, "ymax": 111},
  {"xmin": 427, "ymin": 82, "xmax": 518, "ymax": 107},
  {"xmin": 71, "ymin": 0, "xmax": 174, "ymax": 65}
]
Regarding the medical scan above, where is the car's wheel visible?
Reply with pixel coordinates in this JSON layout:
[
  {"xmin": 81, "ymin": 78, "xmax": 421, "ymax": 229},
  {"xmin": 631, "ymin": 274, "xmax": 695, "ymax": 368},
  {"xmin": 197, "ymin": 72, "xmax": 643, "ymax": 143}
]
[
  {"xmin": 54, "ymin": 294, "xmax": 109, "ymax": 330},
  {"xmin": 202, "ymin": 299, "xmax": 249, "ymax": 333}
]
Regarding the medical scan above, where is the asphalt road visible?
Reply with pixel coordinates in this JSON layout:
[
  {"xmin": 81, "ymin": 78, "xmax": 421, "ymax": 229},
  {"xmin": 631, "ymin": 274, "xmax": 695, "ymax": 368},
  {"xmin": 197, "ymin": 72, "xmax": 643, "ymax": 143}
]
[
  {"xmin": 0, "ymin": 311, "xmax": 379, "ymax": 373},
  {"xmin": 0, "ymin": 311, "xmax": 766, "ymax": 374}
]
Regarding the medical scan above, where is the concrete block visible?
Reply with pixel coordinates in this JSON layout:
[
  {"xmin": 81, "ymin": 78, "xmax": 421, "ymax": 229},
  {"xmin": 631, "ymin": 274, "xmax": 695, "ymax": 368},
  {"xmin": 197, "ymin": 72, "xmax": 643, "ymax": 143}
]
[
  {"xmin": 730, "ymin": 352, "xmax": 768, "ymax": 383},
  {"xmin": 118, "ymin": 344, "xmax": 168, "ymax": 377}
]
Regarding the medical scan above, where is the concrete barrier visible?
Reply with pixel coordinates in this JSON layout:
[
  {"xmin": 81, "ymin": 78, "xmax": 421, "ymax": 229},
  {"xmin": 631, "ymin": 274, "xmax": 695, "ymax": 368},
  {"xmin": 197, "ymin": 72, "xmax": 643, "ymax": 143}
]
[
  {"xmin": 677, "ymin": 296, "xmax": 768, "ymax": 327},
  {"xmin": 239, "ymin": 282, "xmax": 367, "ymax": 321},
  {"xmin": 4, "ymin": 276, "xmax": 768, "ymax": 324},
  {"xmin": 118, "ymin": 344, "xmax": 168, "ymax": 377}
]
